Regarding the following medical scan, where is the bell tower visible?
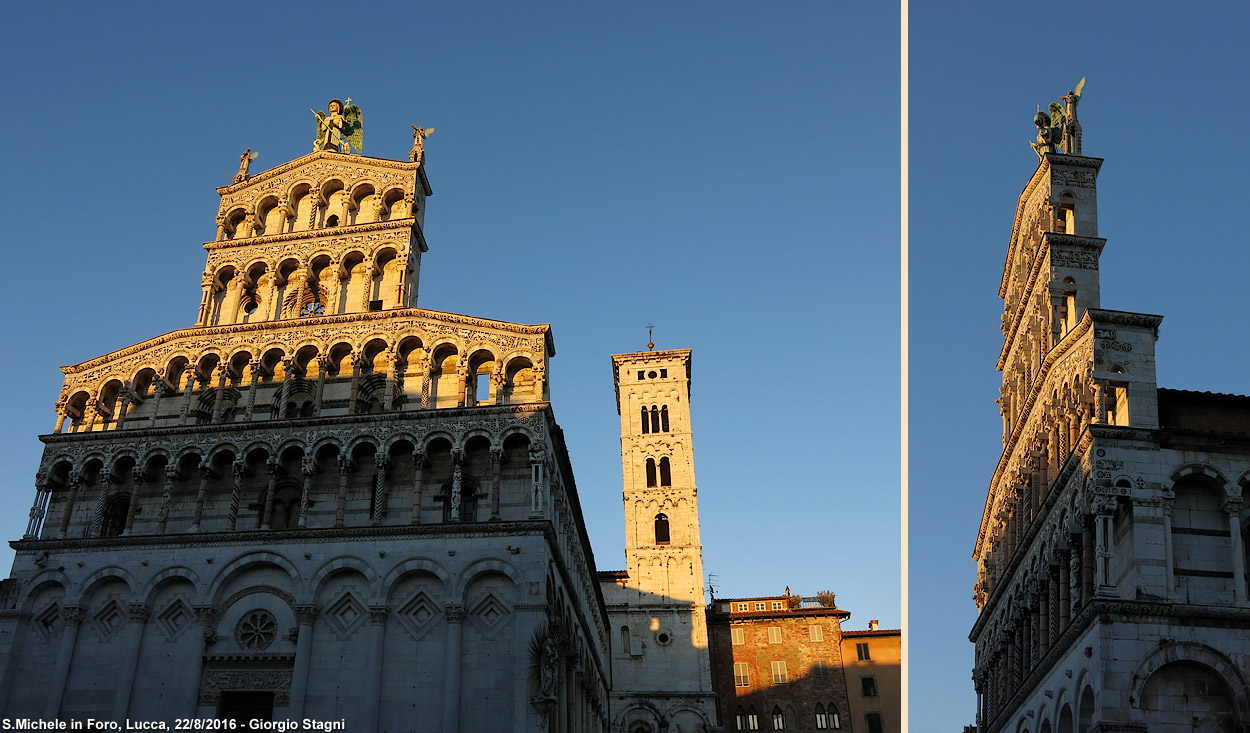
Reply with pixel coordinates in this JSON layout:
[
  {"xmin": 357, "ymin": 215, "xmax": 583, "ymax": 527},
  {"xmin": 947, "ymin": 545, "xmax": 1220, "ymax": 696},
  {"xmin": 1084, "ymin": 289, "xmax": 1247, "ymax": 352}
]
[
  {"xmin": 612, "ymin": 348, "xmax": 704, "ymax": 602},
  {"xmin": 601, "ymin": 347, "xmax": 717, "ymax": 733}
]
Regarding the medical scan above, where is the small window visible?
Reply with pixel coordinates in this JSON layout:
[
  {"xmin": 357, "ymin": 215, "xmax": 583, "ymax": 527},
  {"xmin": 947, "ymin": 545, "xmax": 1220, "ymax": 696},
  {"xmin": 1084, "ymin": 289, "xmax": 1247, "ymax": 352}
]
[
  {"xmin": 659, "ymin": 457, "xmax": 672, "ymax": 486},
  {"xmin": 734, "ymin": 662, "xmax": 749, "ymax": 686},
  {"xmin": 856, "ymin": 642, "xmax": 871, "ymax": 660},
  {"xmin": 661, "ymin": 405, "xmax": 670, "ymax": 432},
  {"xmin": 754, "ymin": 602, "xmax": 765, "ymax": 611},
  {"xmin": 638, "ymin": 370, "xmax": 645, "ymax": 380},
  {"xmin": 747, "ymin": 711, "xmax": 760, "ymax": 731},
  {"xmin": 325, "ymin": 214, "xmax": 339, "ymax": 227},
  {"xmin": 641, "ymin": 406, "xmax": 650, "ymax": 434},
  {"xmin": 809, "ymin": 625, "xmax": 824, "ymax": 642},
  {"xmin": 815, "ymin": 705, "xmax": 828, "ymax": 730},
  {"xmin": 771, "ymin": 661, "xmax": 788, "ymax": 684},
  {"xmin": 731, "ymin": 627, "xmax": 744, "ymax": 645},
  {"xmin": 660, "ymin": 369, "xmax": 668, "ymax": 378},
  {"xmin": 861, "ymin": 676, "xmax": 878, "ymax": 697},
  {"xmin": 654, "ymin": 513, "xmax": 670, "ymax": 544},
  {"xmin": 772, "ymin": 707, "xmax": 786, "ymax": 730},
  {"xmin": 368, "ymin": 299, "xmax": 383, "ymax": 311},
  {"xmin": 736, "ymin": 712, "xmax": 747, "ymax": 731},
  {"xmin": 812, "ymin": 659, "xmax": 831, "ymax": 681},
  {"xmin": 771, "ymin": 601, "xmax": 783, "ymax": 610},
  {"xmin": 650, "ymin": 406, "xmax": 661, "ymax": 433},
  {"xmin": 646, "ymin": 458, "xmax": 657, "ymax": 487},
  {"xmin": 866, "ymin": 714, "xmax": 884, "ymax": 733},
  {"xmin": 767, "ymin": 626, "xmax": 782, "ymax": 644}
]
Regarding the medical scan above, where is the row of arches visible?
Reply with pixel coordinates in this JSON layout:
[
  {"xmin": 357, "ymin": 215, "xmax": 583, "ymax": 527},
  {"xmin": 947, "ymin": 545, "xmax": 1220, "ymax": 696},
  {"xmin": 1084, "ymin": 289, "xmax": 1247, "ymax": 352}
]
[
  {"xmin": 203, "ymin": 244, "xmax": 409, "ymax": 326},
  {"xmin": 57, "ymin": 336, "xmax": 543, "ymax": 434},
  {"xmin": 31, "ymin": 431, "xmax": 544, "ymax": 540},
  {"xmin": 219, "ymin": 178, "xmax": 416, "ymax": 241}
]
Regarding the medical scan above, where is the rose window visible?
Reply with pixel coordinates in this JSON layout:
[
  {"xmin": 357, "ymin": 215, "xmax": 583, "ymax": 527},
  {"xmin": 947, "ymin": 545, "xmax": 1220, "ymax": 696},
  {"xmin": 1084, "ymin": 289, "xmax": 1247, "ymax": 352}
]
[{"xmin": 236, "ymin": 609, "xmax": 277, "ymax": 651}]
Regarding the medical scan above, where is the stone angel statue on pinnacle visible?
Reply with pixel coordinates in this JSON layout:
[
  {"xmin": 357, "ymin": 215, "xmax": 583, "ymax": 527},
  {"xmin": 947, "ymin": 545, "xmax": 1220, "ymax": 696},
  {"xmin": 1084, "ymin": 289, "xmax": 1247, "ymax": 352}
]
[
  {"xmin": 1031, "ymin": 77, "xmax": 1085, "ymax": 160},
  {"xmin": 312, "ymin": 98, "xmax": 363, "ymax": 154}
]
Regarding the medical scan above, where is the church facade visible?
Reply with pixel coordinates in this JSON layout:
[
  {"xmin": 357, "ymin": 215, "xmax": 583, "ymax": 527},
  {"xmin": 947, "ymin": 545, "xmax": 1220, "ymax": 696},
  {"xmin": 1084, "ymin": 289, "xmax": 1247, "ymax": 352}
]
[
  {"xmin": 971, "ymin": 90, "xmax": 1250, "ymax": 733},
  {"xmin": 0, "ymin": 109, "xmax": 611, "ymax": 731}
]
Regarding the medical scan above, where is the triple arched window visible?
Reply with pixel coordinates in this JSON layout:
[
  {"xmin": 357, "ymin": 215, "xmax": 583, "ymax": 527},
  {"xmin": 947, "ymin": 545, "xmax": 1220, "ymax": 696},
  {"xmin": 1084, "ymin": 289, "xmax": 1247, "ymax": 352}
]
[{"xmin": 640, "ymin": 405, "xmax": 670, "ymax": 434}]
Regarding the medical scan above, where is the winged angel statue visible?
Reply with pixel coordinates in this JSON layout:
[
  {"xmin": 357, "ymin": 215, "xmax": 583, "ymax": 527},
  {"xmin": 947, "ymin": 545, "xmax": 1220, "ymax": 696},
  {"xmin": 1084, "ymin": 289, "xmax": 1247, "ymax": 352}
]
[
  {"xmin": 312, "ymin": 98, "xmax": 363, "ymax": 154},
  {"xmin": 1031, "ymin": 77, "xmax": 1084, "ymax": 160}
]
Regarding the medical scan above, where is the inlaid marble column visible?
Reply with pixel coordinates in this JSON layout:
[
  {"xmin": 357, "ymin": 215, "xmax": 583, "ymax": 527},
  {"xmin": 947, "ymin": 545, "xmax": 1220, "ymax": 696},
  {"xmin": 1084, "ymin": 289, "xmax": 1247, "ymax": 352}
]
[
  {"xmin": 334, "ymin": 456, "xmax": 353, "ymax": 528},
  {"xmin": 189, "ymin": 607, "xmax": 219, "ymax": 713},
  {"xmin": 47, "ymin": 605, "xmax": 84, "ymax": 718},
  {"xmin": 189, "ymin": 464, "xmax": 216, "ymax": 533},
  {"xmin": 489, "ymin": 447, "xmax": 504, "ymax": 521},
  {"xmin": 227, "ymin": 460, "xmax": 245, "ymax": 531},
  {"xmin": 1038, "ymin": 577, "xmax": 1050, "ymax": 657},
  {"xmin": 442, "ymin": 605, "xmax": 466, "ymax": 732},
  {"xmin": 372, "ymin": 454, "xmax": 390, "ymax": 525},
  {"xmin": 90, "ymin": 469, "xmax": 114, "ymax": 537},
  {"xmin": 411, "ymin": 451, "xmax": 426, "ymax": 524},
  {"xmin": 57, "ymin": 470, "xmax": 82, "ymax": 539},
  {"xmin": 1225, "ymin": 497, "xmax": 1247, "ymax": 602},
  {"xmin": 449, "ymin": 450, "xmax": 464, "ymax": 522},
  {"xmin": 1080, "ymin": 516, "xmax": 1095, "ymax": 604},
  {"xmin": 1093, "ymin": 497, "xmax": 1115, "ymax": 594},
  {"xmin": 420, "ymin": 352, "xmax": 433, "ymax": 408},
  {"xmin": 25, "ymin": 473, "xmax": 50, "ymax": 539},
  {"xmin": 122, "ymin": 472, "xmax": 145, "ymax": 536},
  {"xmin": 179, "ymin": 369, "xmax": 199, "ymax": 425},
  {"xmin": 348, "ymin": 356, "xmax": 364, "ymax": 414},
  {"xmin": 314, "ymin": 356, "xmax": 330, "ymax": 416},
  {"xmin": 298, "ymin": 456, "xmax": 317, "ymax": 528},
  {"xmin": 529, "ymin": 448, "xmax": 547, "ymax": 517},
  {"xmin": 245, "ymin": 360, "xmax": 262, "ymax": 421},
  {"xmin": 210, "ymin": 365, "xmax": 229, "ymax": 423},
  {"xmin": 1161, "ymin": 492, "xmax": 1175, "ymax": 598},
  {"xmin": 456, "ymin": 363, "xmax": 468, "ymax": 408},
  {"xmin": 288, "ymin": 605, "xmax": 319, "ymax": 719},
  {"xmin": 111, "ymin": 604, "xmax": 150, "ymax": 721},
  {"xmin": 363, "ymin": 607, "xmax": 388, "ymax": 732},
  {"xmin": 114, "ymin": 390, "xmax": 132, "ymax": 430},
  {"xmin": 157, "ymin": 467, "xmax": 178, "ymax": 534},
  {"xmin": 1057, "ymin": 548, "xmax": 1071, "ymax": 630},
  {"xmin": 261, "ymin": 458, "xmax": 279, "ymax": 530}
]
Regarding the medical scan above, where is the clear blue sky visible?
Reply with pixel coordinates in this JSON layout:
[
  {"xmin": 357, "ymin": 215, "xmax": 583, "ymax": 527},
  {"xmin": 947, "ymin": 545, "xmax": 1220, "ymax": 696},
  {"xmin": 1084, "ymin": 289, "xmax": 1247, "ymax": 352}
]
[
  {"xmin": 910, "ymin": 3, "xmax": 1250, "ymax": 730},
  {"xmin": 1, "ymin": 1, "xmax": 900, "ymax": 633}
]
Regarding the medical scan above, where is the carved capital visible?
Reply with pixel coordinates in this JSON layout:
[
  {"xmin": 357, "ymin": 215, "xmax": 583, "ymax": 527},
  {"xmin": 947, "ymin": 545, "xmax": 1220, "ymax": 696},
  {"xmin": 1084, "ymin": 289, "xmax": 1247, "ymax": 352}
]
[
  {"xmin": 368, "ymin": 606, "xmax": 389, "ymax": 625},
  {"xmin": 128, "ymin": 604, "xmax": 152, "ymax": 623},
  {"xmin": 445, "ymin": 604, "xmax": 467, "ymax": 623},
  {"xmin": 294, "ymin": 604, "xmax": 320, "ymax": 626},
  {"xmin": 62, "ymin": 606, "xmax": 85, "ymax": 627}
]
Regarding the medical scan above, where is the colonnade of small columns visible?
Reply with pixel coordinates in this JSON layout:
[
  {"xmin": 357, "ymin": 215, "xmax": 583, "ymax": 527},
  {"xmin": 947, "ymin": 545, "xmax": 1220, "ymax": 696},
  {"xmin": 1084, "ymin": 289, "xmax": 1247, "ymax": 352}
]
[
  {"xmin": 216, "ymin": 182, "xmax": 414, "ymax": 242},
  {"xmin": 26, "ymin": 434, "xmax": 552, "ymax": 541},
  {"xmin": 55, "ymin": 343, "xmax": 543, "ymax": 435}
]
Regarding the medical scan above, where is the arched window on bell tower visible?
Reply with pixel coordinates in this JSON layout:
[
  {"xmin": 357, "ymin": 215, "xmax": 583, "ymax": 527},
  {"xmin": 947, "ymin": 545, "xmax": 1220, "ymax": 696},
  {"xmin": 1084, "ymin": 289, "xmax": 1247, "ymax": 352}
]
[
  {"xmin": 661, "ymin": 405, "xmax": 669, "ymax": 432},
  {"xmin": 650, "ymin": 406, "xmax": 660, "ymax": 433},
  {"xmin": 654, "ymin": 513, "xmax": 670, "ymax": 544},
  {"xmin": 641, "ymin": 406, "xmax": 650, "ymax": 434},
  {"xmin": 646, "ymin": 458, "xmax": 657, "ymax": 488},
  {"xmin": 659, "ymin": 457, "xmax": 672, "ymax": 487}
]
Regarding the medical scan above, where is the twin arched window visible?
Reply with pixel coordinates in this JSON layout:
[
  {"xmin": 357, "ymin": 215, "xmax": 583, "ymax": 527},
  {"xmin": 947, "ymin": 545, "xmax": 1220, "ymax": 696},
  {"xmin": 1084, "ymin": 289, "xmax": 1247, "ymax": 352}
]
[{"xmin": 645, "ymin": 457, "xmax": 672, "ymax": 488}]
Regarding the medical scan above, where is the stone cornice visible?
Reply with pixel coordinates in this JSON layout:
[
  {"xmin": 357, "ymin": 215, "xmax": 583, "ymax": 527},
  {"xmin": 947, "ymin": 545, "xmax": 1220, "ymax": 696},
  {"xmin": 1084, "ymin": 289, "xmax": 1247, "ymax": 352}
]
[
  {"xmin": 11, "ymin": 520, "xmax": 549, "ymax": 553},
  {"xmin": 216, "ymin": 150, "xmax": 428, "ymax": 196},
  {"xmin": 1086, "ymin": 308, "xmax": 1164, "ymax": 333},
  {"xmin": 39, "ymin": 401, "xmax": 553, "ymax": 448},
  {"xmin": 203, "ymin": 217, "xmax": 426, "ymax": 254},
  {"xmin": 60, "ymin": 307, "xmax": 554, "ymax": 374}
]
